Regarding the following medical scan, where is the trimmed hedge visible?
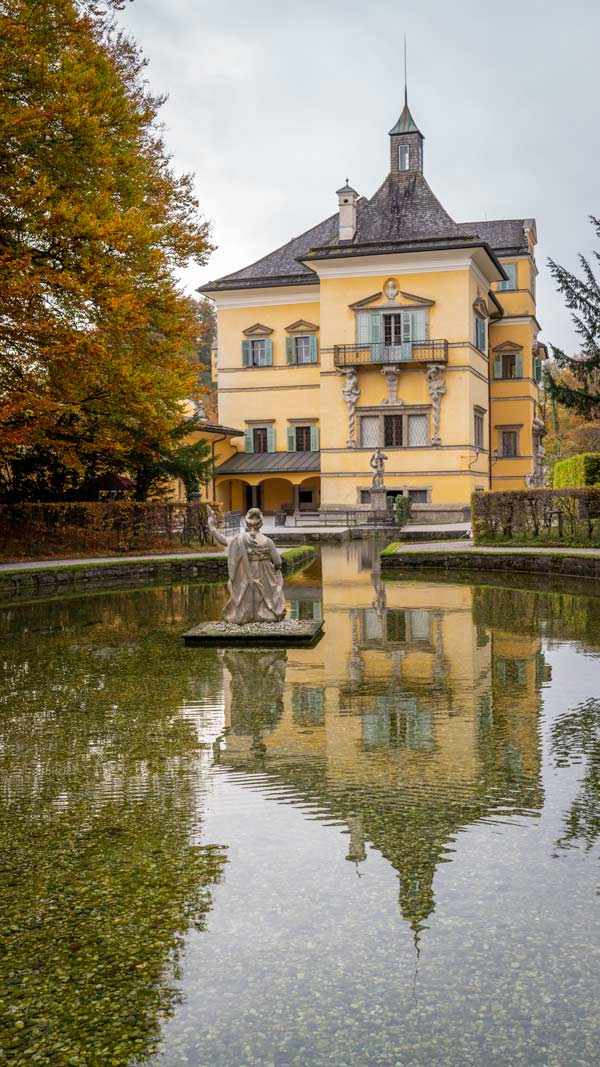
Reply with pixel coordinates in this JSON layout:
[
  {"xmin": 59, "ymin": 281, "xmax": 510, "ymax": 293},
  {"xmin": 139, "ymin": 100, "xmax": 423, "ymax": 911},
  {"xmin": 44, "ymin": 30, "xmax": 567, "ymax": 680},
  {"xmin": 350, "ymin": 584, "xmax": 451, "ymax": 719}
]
[
  {"xmin": 472, "ymin": 488, "xmax": 600, "ymax": 545},
  {"xmin": 553, "ymin": 453, "xmax": 600, "ymax": 488},
  {"xmin": 0, "ymin": 502, "xmax": 213, "ymax": 559}
]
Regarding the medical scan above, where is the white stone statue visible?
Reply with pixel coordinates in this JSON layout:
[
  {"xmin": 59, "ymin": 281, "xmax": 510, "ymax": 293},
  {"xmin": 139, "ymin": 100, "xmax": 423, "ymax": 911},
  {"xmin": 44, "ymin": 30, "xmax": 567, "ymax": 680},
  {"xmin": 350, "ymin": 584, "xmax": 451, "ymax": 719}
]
[
  {"xmin": 207, "ymin": 507, "xmax": 285, "ymax": 624},
  {"xmin": 342, "ymin": 367, "xmax": 361, "ymax": 448},
  {"xmin": 425, "ymin": 364, "xmax": 446, "ymax": 446},
  {"xmin": 370, "ymin": 447, "xmax": 388, "ymax": 489}
]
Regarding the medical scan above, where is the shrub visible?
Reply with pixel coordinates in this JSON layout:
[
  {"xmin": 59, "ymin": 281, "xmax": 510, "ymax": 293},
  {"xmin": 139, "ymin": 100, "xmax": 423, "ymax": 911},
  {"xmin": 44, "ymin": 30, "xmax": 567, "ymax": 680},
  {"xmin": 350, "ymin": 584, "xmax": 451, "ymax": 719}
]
[
  {"xmin": 0, "ymin": 502, "xmax": 212, "ymax": 559},
  {"xmin": 553, "ymin": 453, "xmax": 600, "ymax": 488},
  {"xmin": 472, "ymin": 488, "xmax": 600, "ymax": 545}
]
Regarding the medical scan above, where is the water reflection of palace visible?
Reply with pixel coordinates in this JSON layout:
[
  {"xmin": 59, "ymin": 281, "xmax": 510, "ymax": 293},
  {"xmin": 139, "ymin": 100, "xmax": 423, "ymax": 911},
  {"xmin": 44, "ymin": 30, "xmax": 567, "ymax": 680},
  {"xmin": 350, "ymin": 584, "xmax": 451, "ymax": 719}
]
[{"xmin": 217, "ymin": 542, "xmax": 547, "ymax": 939}]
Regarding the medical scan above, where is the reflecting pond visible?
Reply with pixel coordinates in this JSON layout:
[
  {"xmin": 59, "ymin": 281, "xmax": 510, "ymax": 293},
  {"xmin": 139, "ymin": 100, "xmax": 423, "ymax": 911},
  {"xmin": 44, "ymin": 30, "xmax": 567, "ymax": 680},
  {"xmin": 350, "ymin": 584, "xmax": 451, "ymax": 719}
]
[{"xmin": 2, "ymin": 544, "xmax": 600, "ymax": 1066}]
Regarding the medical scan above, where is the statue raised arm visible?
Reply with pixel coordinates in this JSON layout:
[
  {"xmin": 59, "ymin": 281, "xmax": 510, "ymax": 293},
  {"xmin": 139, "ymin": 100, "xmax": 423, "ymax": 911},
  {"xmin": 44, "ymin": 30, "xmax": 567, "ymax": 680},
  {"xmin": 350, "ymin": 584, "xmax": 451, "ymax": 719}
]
[{"xmin": 208, "ymin": 507, "xmax": 285, "ymax": 624}]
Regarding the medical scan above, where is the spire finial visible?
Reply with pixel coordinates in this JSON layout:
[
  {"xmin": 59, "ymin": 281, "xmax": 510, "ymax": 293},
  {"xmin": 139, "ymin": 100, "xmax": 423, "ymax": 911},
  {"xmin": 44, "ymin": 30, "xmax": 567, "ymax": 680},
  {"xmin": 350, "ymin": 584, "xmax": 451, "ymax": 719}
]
[{"xmin": 404, "ymin": 33, "xmax": 407, "ymax": 107}]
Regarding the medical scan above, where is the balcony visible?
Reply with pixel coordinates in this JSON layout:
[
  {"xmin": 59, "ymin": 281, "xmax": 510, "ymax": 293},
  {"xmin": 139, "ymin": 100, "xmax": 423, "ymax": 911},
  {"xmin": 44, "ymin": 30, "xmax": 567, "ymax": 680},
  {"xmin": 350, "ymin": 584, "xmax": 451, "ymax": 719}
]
[{"xmin": 333, "ymin": 339, "xmax": 448, "ymax": 368}]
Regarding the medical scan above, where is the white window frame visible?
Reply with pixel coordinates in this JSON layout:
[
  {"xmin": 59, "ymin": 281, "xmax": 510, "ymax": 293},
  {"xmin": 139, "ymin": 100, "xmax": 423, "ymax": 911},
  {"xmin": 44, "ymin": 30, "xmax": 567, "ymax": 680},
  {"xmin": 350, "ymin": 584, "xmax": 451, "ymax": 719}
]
[
  {"xmin": 498, "ymin": 263, "xmax": 517, "ymax": 291},
  {"xmin": 398, "ymin": 144, "xmax": 410, "ymax": 171},
  {"xmin": 295, "ymin": 335, "xmax": 312, "ymax": 364},
  {"xmin": 251, "ymin": 338, "xmax": 267, "ymax": 366}
]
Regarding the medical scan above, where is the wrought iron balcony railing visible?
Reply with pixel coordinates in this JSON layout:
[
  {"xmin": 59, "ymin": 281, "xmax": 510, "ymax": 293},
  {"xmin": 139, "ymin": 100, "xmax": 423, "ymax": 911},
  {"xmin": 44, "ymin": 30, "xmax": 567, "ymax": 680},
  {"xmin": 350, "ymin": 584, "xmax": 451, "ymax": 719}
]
[{"xmin": 333, "ymin": 339, "xmax": 448, "ymax": 368}]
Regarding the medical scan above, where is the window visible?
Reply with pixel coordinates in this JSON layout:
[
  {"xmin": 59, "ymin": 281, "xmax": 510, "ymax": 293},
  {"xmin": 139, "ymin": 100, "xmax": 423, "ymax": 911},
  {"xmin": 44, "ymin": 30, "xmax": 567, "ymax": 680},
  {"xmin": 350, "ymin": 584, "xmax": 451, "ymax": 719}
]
[
  {"xmin": 252, "ymin": 339, "xmax": 268, "ymax": 366},
  {"xmin": 295, "ymin": 425, "xmax": 311, "ymax": 452},
  {"xmin": 384, "ymin": 414, "xmax": 403, "ymax": 447},
  {"xmin": 498, "ymin": 263, "xmax": 517, "ymax": 291},
  {"xmin": 399, "ymin": 144, "xmax": 410, "ymax": 171},
  {"xmin": 501, "ymin": 430, "xmax": 518, "ymax": 457},
  {"xmin": 474, "ymin": 315, "xmax": 487, "ymax": 352},
  {"xmin": 493, "ymin": 351, "xmax": 523, "ymax": 379},
  {"xmin": 407, "ymin": 488, "xmax": 428, "ymax": 503},
  {"xmin": 286, "ymin": 334, "xmax": 318, "ymax": 364},
  {"xmin": 357, "ymin": 310, "xmax": 427, "ymax": 355},
  {"xmin": 360, "ymin": 410, "xmax": 429, "ymax": 448},
  {"xmin": 298, "ymin": 489, "xmax": 314, "ymax": 506},
  {"xmin": 474, "ymin": 410, "xmax": 485, "ymax": 450},
  {"xmin": 407, "ymin": 414, "xmax": 428, "ymax": 446},
  {"xmin": 287, "ymin": 424, "xmax": 319, "ymax": 451},
  {"xmin": 253, "ymin": 427, "xmax": 268, "ymax": 452},
  {"xmin": 244, "ymin": 425, "xmax": 274, "ymax": 453},
  {"xmin": 360, "ymin": 415, "xmax": 381, "ymax": 448},
  {"xmin": 242, "ymin": 336, "xmax": 272, "ymax": 367}
]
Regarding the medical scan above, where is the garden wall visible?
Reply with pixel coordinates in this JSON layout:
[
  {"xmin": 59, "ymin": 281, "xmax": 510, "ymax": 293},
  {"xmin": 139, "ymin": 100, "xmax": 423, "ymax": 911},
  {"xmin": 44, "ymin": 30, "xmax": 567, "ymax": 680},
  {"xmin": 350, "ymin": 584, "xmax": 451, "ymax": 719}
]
[
  {"xmin": 0, "ymin": 502, "xmax": 212, "ymax": 559},
  {"xmin": 472, "ymin": 488, "xmax": 600, "ymax": 546}
]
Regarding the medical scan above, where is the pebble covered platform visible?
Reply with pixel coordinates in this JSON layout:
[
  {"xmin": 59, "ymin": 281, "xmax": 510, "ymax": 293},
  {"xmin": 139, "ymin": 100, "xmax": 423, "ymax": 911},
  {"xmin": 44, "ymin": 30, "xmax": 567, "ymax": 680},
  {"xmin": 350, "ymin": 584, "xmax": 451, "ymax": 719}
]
[{"xmin": 182, "ymin": 618, "xmax": 324, "ymax": 647}]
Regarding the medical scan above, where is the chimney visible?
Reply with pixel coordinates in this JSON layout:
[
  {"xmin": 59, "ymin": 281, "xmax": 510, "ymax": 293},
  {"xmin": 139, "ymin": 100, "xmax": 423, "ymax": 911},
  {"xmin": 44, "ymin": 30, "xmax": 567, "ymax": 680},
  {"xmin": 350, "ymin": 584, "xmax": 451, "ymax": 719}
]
[{"xmin": 337, "ymin": 180, "xmax": 358, "ymax": 242}]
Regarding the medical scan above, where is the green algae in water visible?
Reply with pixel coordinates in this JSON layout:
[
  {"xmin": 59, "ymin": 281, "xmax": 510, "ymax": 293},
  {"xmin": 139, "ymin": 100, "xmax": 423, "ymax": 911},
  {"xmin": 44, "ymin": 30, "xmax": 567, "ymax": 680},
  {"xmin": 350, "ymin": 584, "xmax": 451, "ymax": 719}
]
[{"xmin": 1, "ymin": 545, "xmax": 600, "ymax": 1066}]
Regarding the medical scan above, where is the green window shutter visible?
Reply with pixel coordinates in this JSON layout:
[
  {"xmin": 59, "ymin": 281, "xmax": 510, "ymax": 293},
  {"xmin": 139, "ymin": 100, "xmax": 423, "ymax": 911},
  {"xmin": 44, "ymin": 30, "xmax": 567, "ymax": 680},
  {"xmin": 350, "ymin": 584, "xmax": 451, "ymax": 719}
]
[
  {"xmin": 515, "ymin": 352, "xmax": 523, "ymax": 378},
  {"xmin": 412, "ymin": 310, "xmax": 427, "ymax": 341},
  {"xmin": 369, "ymin": 314, "xmax": 381, "ymax": 344},
  {"xmin": 494, "ymin": 353, "xmax": 502, "ymax": 379},
  {"xmin": 534, "ymin": 358, "xmax": 542, "ymax": 384},
  {"xmin": 287, "ymin": 426, "xmax": 295, "ymax": 451},
  {"xmin": 286, "ymin": 336, "xmax": 295, "ymax": 364},
  {"xmin": 401, "ymin": 312, "xmax": 412, "ymax": 343},
  {"xmin": 264, "ymin": 338, "xmax": 273, "ymax": 366},
  {"xmin": 517, "ymin": 661, "xmax": 527, "ymax": 686},
  {"xmin": 310, "ymin": 425, "xmax": 320, "ymax": 451},
  {"xmin": 290, "ymin": 600, "xmax": 300, "ymax": 620},
  {"xmin": 244, "ymin": 429, "xmax": 254, "ymax": 453},
  {"xmin": 496, "ymin": 660, "xmax": 506, "ymax": 686},
  {"xmin": 242, "ymin": 339, "xmax": 250, "ymax": 366},
  {"xmin": 266, "ymin": 426, "xmax": 275, "ymax": 452},
  {"xmin": 357, "ymin": 313, "xmax": 370, "ymax": 345},
  {"xmin": 312, "ymin": 600, "xmax": 323, "ymax": 622},
  {"xmin": 309, "ymin": 334, "xmax": 318, "ymax": 363}
]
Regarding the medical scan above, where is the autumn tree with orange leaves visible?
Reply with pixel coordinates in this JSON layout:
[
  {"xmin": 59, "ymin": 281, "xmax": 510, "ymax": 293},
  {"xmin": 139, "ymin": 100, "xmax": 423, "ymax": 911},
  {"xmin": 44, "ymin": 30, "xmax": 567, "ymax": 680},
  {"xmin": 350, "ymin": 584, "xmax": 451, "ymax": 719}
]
[{"xmin": 0, "ymin": 0, "xmax": 214, "ymax": 500}]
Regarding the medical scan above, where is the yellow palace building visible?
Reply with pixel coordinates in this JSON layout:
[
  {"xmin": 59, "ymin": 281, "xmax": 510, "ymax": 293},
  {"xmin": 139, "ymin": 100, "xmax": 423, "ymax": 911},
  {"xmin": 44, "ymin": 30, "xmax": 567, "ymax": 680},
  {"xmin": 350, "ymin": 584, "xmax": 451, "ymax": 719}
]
[{"xmin": 200, "ymin": 96, "xmax": 546, "ymax": 516}]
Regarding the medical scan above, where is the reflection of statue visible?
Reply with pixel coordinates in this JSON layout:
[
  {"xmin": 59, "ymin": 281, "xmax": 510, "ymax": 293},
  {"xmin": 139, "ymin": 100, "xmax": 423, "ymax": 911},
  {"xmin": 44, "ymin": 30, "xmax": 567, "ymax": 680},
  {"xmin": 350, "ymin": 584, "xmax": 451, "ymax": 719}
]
[
  {"xmin": 370, "ymin": 447, "xmax": 388, "ymax": 489},
  {"xmin": 342, "ymin": 367, "xmax": 361, "ymax": 448},
  {"xmin": 208, "ymin": 507, "xmax": 285, "ymax": 624},
  {"xmin": 425, "ymin": 364, "xmax": 446, "ymax": 445},
  {"xmin": 223, "ymin": 649, "xmax": 287, "ymax": 736}
]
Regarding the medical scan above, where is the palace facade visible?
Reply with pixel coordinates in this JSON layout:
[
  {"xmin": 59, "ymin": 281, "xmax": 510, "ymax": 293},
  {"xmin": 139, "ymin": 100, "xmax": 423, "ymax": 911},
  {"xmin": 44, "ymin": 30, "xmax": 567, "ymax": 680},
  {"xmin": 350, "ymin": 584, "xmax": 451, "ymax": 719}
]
[{"xmin": 200, "ymin": 98, "xmax": 546, "ymax": 515}]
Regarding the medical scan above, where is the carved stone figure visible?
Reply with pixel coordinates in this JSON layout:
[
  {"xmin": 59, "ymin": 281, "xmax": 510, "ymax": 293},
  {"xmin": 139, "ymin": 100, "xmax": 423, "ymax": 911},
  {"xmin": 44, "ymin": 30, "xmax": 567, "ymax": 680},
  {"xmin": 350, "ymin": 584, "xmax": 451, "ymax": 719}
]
[
  {"xmin": 384, "ymin": 278, "xmax": 399, "ymax": 301},
  {"xmin": 342, "ymin": 367, "xmax": 361, "ymax": 448},
  {"xmin": 370, "ymin": 447, "xmax": 388, "ymax": 489},
  {"xmin": 381, "ymin": 364, "xmax": 401, "ymax": 405},
  {"xmin": 208, "ymin": 507, "xmax": 285, "ymax": 624},
  {"xmin": 425, "ymin": 364, "xmax": 446, "ymax": 445},
  {"xmin": 528, "ymin": 416, "xmax": 546, "ymax": 488}
]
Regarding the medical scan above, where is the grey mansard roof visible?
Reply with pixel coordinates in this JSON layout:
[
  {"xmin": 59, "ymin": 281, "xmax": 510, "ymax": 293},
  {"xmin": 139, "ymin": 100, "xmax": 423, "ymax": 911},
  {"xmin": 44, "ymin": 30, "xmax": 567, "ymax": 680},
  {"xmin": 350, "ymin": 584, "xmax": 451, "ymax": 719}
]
[{"xmin": 200, "ymin": 160, "xmax": 532, "ymax": 294}]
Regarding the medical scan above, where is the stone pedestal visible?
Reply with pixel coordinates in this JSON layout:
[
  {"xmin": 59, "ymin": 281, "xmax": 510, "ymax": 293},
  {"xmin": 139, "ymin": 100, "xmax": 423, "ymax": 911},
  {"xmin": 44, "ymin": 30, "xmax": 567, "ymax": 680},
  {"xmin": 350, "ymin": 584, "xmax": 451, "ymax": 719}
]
[{"xmin": 370, "ymin": 488, "xmax": 388, "ymax": 512}]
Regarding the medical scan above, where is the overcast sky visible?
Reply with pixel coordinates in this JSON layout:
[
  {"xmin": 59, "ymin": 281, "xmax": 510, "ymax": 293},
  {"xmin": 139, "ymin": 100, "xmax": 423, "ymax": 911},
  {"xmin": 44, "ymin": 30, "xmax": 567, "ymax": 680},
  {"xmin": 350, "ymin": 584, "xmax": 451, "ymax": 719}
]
[{"xmin": 119, "ymin": 0, "xmax": 600, "ymax": 352}]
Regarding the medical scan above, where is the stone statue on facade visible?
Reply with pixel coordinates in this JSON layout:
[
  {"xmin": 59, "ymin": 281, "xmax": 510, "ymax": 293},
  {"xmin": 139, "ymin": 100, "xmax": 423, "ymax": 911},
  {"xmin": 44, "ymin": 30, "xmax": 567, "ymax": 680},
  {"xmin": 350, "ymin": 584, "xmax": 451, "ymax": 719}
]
[
  {"xmin": 342, "ymin": 367, "xmax": 361, "ymax": 448},
  {"xmin": 526, "ymin": 417, "xmax": 547, "ymax": 488},
  {"xmin": 370, "ymin": 447, "xmax": 388, "ymax": 489},
  {"xmin": 425, "ymin": 364, "xmax": 446, "ymax": 446},
  {"xmin": 207, "ymin": 507, "xmax": 286, "ymax": 624},
  {"xmin": 381, "ymin": 364, "xmax": 401, "ymax": 405}
]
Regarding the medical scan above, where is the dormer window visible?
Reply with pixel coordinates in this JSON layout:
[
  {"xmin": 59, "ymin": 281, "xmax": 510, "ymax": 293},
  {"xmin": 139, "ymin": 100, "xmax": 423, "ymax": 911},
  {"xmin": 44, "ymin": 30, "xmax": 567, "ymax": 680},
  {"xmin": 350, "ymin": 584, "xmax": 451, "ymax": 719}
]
[{"xmin": 398, "ymin": 144, "xmax": 410, "ymax": 171}]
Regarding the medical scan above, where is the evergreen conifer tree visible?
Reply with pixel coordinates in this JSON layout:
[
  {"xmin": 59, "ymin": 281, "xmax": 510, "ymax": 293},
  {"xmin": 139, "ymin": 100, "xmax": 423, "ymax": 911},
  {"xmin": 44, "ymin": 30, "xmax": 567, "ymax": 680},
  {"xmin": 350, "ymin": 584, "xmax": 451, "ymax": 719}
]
[{"xmin": 547, "ymin": 217, "xmax": 600, "ymax": 417}]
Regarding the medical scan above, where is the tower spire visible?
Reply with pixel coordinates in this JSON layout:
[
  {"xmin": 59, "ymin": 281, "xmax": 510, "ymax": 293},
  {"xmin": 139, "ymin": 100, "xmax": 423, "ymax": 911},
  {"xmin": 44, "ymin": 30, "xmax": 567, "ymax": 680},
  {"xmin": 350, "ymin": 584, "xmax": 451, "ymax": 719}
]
[
  {"xmin": 404, "ymin": 33, "xmax": 407, "ymax": 108},
  {"xmin": 401, "ymin": 33, "xmax": 405, "ymax": 108}
]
